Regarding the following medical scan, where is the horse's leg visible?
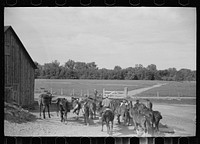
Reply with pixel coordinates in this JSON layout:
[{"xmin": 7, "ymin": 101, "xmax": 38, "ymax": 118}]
[
  {"xmin": 43, "ymin": 106, "xmax": 46, "ymax": 119},
  {"xmin": 60, "ymin": 110, "xmax": 63, "ymax": 122},
  {"xmin": 66, "ymin": 111, "xmax": 68, "ymax": 123},
  {"xmin": 47, "ymin": 105, "xmax": 51, "ymax": 118},
  {"xmin": 106, "ymin": 121, "xmax": 109, "ymax": 134},
  {"xmin": 117, "ymin": 115, "xmax": 121, "ymax": 124},
  {"xmin": 39, "ymin": 104, "xmax": 41, "ymax": 118},
  {"xmin": 87, "ymin": 114, "xmax": 89, "ymax": 126},
  {"xmin": 56, "ymin": 104, "xmax": 59, "ymax": 117},
  {"xmin": 101, "ymin": 120, "xmax": 104, "ymax": 131},
  {"xmin": 83, "ymin": 114, "xmax": 86, "ymax": 124},
  {"xmin": 111, "ymin": 120, "xmax": 114, "ymax": 135}
]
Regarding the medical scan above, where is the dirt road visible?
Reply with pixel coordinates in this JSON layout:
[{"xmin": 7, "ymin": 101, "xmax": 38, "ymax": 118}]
[
  {"xmin": 128, "ymin": 83, "xmax": 167, "ymax": 96},
  {"xmin": 4, "ymin": 103, "xmax": 196, "ymax": 137}
]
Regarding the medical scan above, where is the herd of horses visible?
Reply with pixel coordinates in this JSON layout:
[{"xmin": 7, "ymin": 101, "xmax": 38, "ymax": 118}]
[{"xmin": 38, "ymin": 92, "xmax": 163, "ymax": 136}]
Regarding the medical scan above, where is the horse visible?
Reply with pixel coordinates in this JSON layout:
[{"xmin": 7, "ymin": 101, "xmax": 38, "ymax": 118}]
[
  {"xmin": 138, "ymin": 104, "xmax": 156, "ymax": 134},
  {"xmin": 38, "ymin": 92, "xmax": 52, "ymax": 119},
  {"xmin": 123, "ymin": 101, "xmax": 133, "ymax": 126},
  {"xmin": 135, "ymin": 102, "xmax": 147, "ymax": 114},
  {"xmin": 88, "ymin": 100, "xmax": 96, "ymax": 119},
  {"xmin": 114, "ymin": 100, "xmax": 131, "ymax": 125},
  {"xmin": 101, "ymin": 108, "xmax": 115, "ymax": 135},
  {"xmin": 56, "ymin": 98, "xmax": 71, "ymax": 123},
  {"xmin": 101, "ymin": 100, "xmax": 115, "ymax": 135},
  {"xmin": 72, "ymin": 98, "xmax": 81, "ymax": 120},
  {"xmin": 129, "ymin": 106, "xmax": 148, "ymax": 135},
  {"xmin": 152, "ymin": 110, "xmax": 162, "ymax": 132},
  {"xmin": 81, "ymin": 100, "xmax": 90, "ymax": 126}
]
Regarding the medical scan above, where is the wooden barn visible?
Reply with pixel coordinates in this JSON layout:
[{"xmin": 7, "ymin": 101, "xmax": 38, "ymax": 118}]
[{"xmin": 4, "ymin": 26, "xmax": 37, "ymax": 106}]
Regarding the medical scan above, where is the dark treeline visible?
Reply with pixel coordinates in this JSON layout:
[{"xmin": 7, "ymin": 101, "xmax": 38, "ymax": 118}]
[{"xmin": 34, "ymin": 60, "xmax": 196, "ymax": 81}]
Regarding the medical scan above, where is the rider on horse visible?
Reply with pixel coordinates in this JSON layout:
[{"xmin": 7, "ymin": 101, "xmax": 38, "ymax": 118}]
[
  {"xmin": 73, "ymin": 98, "xmax": 81, "ymax": 115},
  {"xmin": 146, "ymin": 99, "xmax": 153, "ymax": 110},
  {"xmin": 134, "ymin": 99, "xmax": 140, "ymax": 108},
  {"xmin": 100, "ymin": 95, "xmax": 112, "ymax": 119}
]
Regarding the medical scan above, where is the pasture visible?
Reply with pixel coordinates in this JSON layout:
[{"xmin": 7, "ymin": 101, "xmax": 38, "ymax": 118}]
[{"xmin": 35, "ymin": 79, "xmax": 196, "ymax": 105}]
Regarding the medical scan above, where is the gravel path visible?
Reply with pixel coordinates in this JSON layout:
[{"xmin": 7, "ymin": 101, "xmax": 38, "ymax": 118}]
[
  {"xmin": 128, "ymin": 83, "xmax": 167, "ymax": 96},
  {"xmin": 4, "ymin": 103, "xmax": 195, "ymax": 137}
]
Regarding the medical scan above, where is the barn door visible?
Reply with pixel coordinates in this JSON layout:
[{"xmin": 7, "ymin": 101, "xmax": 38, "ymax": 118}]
[
  {"xmin": 13, "ymin": 84, "xmax": 19, "ymax": 104},
  {"xmin": 4, "ymin": 87, "xmax": 13, "ymax": 103}
]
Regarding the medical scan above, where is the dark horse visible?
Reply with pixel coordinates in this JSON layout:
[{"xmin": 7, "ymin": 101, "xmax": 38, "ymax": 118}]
[
  {"xmin": 101, "ymin": 108, "xmax": 114, "ymax": 135},
  {"xmin": 129, "ymin": 106, "xmax": 148, "ymax": 135},
  {"xmin": 81, "ymin": 100, "xmax": 90, "ymax": 126},
  {"xmin": 100, "ymin": 100, "xmax": 115, "ymax": 135},
  {"xmin": 38, "ymin": 92, "xmax": 52, "ymax": 119},
  {"xmin": 152, "ymin": 110, "xmax": 162, "ymax": 132},
  {"xmin": 131, "ymin": 102, "xmax": 156, "ymax": 134},
  {"xmin": 56, "ymin": 98, "xmax": 71, "ymax": 123}
]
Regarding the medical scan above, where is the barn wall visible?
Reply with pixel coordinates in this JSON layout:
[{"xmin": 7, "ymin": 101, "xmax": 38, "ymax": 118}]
[{"xmin": 4, "ymin": 28, "xmax": 35, "ymax": 106}]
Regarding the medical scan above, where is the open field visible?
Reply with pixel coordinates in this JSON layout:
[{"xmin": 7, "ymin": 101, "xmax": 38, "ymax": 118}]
[{"xmin": 35, "ymin": 79, "xmax": 196, "ymax": 105}]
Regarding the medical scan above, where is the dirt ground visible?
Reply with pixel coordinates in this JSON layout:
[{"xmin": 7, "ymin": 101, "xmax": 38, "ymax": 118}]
[
  {"xmin": 4, "ymin": 102, "xmax": 196, "ymax": 137},
  {"xmin": 4, "ymin": 83, "xmax": 196, "ymax": 137}
]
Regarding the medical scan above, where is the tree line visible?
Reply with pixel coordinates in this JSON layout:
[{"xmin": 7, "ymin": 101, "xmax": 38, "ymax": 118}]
[{"xmin": 34, "ymin": 60, "xmax": 196, "ymax": 81}]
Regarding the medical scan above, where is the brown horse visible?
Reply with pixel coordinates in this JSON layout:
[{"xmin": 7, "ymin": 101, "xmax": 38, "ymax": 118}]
[
  {"xmin": 56, "ymin": 98, "xmax": 71, "ymax": 123},
  {"xmin": 101, "ymin": 108, "xmax": 114, "ymax": 135},
  {"xmin": 152, "ymin": 110, "xmax": 162, "ymax": 132},
  {"xmin": 129, "ymin": 106, "xmax": 148, "ymax": 135},
  {"xmin": 101, "ymin": 100, "xmax": 115, "ymax": 135},
  {"xmin": 38, "ymin": 92, "xmax": 52, "ymax": 119},
  {"xmin": 81, "ymin": 100, "xmax": 90, "ymax": 125}
]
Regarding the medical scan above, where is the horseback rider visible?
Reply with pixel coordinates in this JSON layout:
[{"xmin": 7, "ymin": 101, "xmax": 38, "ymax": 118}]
[
  {"xmin": 134, "ymin": 99, "xmax": 140, "ymax": 108},
  {"xmin": 73, "ymin": 98, "xmax": 81, "ymax": 114},
  {"xmin": 146, "ymin": 99, "xmax": 153, "ymax": 110},
  {"xmin": 100, "ymin": 95, "xmax": 112, "ymax": 119}
]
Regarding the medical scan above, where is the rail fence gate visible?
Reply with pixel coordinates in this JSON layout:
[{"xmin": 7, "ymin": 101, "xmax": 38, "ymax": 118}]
[{"xmin": 103, "ymin": 87, "xmax": 128, "ymax": 99}]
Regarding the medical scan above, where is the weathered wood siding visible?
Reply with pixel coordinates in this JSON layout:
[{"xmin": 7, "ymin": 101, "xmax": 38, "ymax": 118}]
[{"xmin": 4, "ymin": 28, "xmax": 35, "ymax": 106}]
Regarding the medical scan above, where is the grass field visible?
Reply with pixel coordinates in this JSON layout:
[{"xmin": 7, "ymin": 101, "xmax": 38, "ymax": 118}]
[
  {"xmin": 137, "ymin": 81, "xmax": 196, "ymax": 97},
  {"xmin": 35, "ymin": 79, "xmax": 166, "ymax": 95},
  {"xmin": 34, "ymin": 79, "xmax": 196, "ymax": 105}
]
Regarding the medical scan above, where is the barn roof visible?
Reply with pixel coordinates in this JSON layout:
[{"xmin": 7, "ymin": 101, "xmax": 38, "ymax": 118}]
[{"xmin": 4, "ymin": 26, "xmax": 37, "ymax": 69}]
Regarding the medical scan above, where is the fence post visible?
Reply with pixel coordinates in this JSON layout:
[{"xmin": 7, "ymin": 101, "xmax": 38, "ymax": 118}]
[
  {"xmin": 124, "ymin": 87, "xmax": 128, "ymax": 97},
  {"xmin": 103, "ymin": 88, "xmax": 105, "ymax": 98},
  {"xmin": 61, "ymin": 88, "xmax": 63, "ymax": 95},
  {"xmin": 178, "ymin": 92, "xmax": 181, "ymax": 100},
  {"xmin": 157, "ymin": 92, "xmax": 159, "ymax": 97}
]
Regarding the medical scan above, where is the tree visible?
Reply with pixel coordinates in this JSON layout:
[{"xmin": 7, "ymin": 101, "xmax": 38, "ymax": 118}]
[
  {"xmin": 146, "ymin": 64, "xmax": 157, "ymax": 80},
  {"xmin": 65, "ymin": 59, "xmax": 75, "ymax": 70},
  {"xmin": 34, "ymin": 61, "xmax": 40, "ymax": 78}
]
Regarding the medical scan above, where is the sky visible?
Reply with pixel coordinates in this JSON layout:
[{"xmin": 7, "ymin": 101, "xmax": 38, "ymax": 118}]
[{"xmin": 4, "ymin": 7, "xmax": 196, "ymax": 70}]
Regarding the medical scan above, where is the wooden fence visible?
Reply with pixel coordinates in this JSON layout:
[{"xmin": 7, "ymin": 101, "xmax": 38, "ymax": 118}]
[{"xmin": 103, "ymin": 87, "xmax": 128, "ymax": 99}]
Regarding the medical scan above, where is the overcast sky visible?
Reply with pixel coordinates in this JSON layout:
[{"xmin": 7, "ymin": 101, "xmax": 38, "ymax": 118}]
[{"xmin": 4, "ymin": 7, "xmax": 196, "ymax": 70}]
